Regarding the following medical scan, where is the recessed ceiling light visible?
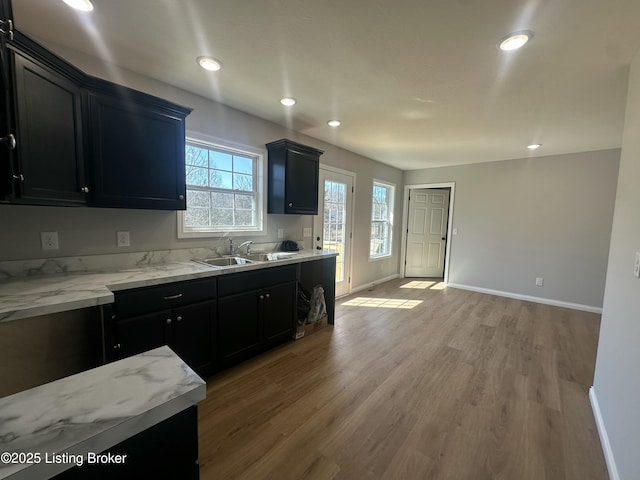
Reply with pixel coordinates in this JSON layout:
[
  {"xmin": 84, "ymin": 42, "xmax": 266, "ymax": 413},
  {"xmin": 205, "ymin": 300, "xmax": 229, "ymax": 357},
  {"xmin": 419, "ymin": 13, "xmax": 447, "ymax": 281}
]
[
  {"xmin": 280, "ymin": 97, "xmax": 296, "ymax": 106},
  {"xmin": 498, "ymin": 31, "xmax": 533, "ymax": 51},
  {"xmin": 62, "ymin": 0, "xmax": 94, "ymax": 12},
  {"xmin": 327, "ymin": 120, "xmax": 341, "ymax": 127},
  {"xmin": 527, "ymin": 143, "xmax": 542, "ymax": 150},
  {"xmin": 197, "ymin": 56, "xmax": 222, "ymax": 72}
]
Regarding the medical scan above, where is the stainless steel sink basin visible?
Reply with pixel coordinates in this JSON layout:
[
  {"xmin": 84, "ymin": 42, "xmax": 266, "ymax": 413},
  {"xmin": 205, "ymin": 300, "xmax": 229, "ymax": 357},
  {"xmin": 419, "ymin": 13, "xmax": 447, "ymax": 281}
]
[
  {"xmin": 243, "ymin": 252, "xmax": 297, "ymax": 262},
  {"xmin": 194, "ymin": 256, "xmax": 256, "ymax": 267}
]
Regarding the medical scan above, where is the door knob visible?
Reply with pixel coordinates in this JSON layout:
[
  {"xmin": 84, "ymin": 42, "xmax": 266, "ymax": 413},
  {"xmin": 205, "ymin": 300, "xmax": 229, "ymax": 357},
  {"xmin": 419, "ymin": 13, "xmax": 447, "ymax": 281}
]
[
  {"xmin": 316, "ymin": 246, "xmax": 322, "ymax": 250},
  {"xmin": 441, "ymin": 237, "xmax": 446, "ymax": 241}
]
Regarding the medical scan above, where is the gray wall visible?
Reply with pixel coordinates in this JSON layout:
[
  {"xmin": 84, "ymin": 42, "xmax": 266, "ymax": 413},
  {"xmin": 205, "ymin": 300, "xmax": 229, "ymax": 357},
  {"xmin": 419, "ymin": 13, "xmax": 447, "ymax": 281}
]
[
  {"xmin": 0, "ymin": 43, "xmax": 403, "ymax": 289},
  {"xmin": 593, "ymin": 49, "xmax": 640, "ymax": 480},
  {"xmin": 404, "ymin": 149, "xmax": 620, "ymax": 308}
]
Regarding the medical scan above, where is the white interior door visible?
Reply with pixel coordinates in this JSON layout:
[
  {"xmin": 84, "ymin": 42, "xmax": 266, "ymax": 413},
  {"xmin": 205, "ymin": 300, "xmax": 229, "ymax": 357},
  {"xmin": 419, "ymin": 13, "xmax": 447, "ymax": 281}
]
[
  {"xmin": 405, "ymin": 188, "xmax": 450, "ymax": 277},
  {"xmin": 313, "ymin": 167, "xmax": 354, "ymax": 298}
]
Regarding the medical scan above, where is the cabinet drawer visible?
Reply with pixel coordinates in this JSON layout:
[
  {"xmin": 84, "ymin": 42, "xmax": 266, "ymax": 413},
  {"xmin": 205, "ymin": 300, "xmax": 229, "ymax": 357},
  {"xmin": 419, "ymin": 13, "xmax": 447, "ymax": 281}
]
[
  {"xmin": 218, "ymin": 265, "xmax": 297, "ymax": 297},
  {"xmin": 114, "ymin": 277, "xmax": 217, "ymax": 317}
]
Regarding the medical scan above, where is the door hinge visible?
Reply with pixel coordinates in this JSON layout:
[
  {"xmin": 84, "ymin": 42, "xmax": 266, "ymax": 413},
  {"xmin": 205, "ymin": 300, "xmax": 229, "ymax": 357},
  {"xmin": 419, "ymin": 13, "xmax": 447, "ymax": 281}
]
[
  {"xmin": 350, "ymin": 232, "xmax": 352, "ymax": 239},
  {"xmin": 348, "ymin": 277, "xmax": 351, "ymax": 283},
  {"xmin": 351, "ymin": 186, "xmax": 354, "ymax": 193},
  {"xmin": 0, "ymin": 19, "xmax": 13, "ymax": 40}
]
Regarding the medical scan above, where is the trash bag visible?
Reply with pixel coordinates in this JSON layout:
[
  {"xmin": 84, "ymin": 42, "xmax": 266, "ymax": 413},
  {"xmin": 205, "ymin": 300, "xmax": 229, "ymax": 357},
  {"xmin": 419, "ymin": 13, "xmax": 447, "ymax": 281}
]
[
  {"xmin": 306, "ymin": 285, "xmax": 327, "ymax": 325},
  {"xmin": 297, "ymin": 283, "xmax": 312, "ymax": 325}
]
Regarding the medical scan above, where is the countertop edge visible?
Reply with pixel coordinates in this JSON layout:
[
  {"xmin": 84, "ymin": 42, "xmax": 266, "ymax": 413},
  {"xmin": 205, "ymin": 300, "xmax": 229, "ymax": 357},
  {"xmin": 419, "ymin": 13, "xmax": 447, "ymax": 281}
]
[{"xmin": 0, "ymin": 251, "xmax": 338, "ymax": 323}]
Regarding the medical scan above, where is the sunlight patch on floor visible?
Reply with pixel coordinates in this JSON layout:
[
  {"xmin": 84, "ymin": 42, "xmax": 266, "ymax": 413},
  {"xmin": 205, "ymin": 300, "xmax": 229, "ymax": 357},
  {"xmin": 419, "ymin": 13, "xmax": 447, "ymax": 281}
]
[
  {"xmin": 400, "ymin": 280, "xmax": 446, "ymax": 290},
  {"xmin": 341, "ymin": 297, "xmax": 423, "ymax": 309}
]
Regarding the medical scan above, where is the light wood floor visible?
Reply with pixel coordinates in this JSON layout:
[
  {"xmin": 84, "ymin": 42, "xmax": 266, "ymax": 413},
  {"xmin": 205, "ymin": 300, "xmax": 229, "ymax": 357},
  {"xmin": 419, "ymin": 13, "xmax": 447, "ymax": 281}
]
[{"xmin": 198, "ymin": 279, "xmax": 608, "ymax": 480}]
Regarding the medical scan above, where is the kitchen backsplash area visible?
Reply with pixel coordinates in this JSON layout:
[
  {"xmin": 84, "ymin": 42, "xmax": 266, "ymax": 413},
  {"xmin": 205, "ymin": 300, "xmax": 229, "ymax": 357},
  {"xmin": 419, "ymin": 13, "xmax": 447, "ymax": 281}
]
[{"xmin": 0, "ymin": 204, "xmax": 311, "ymax": 266}]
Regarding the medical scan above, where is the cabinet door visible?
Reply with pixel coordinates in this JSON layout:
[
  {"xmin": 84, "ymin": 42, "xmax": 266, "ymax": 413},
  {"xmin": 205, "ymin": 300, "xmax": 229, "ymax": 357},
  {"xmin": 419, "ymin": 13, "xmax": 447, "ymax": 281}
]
[
  {"xmin": 173, "ymin": 301, "xmax": 216, "ymax": 374},
  {"xmin": 114, "ymin": 310, "xmax": 172, "ymax": 360},
  {"xmin": 88, "ymin": 91, "xmax": 187, "ymax": 210},
  {"xmin": 0, "ymin": 31, "xmax": 12, "ymax": 200},
  {"xmin": 262, "ymin": 281, "xmax": 297, "ymax": 346},
  {"xmin": 11, "ymin": 51, "xmax": 86, "ymax": 204},
  {"xmin": 285, "ymin": 149, "xmax": 318, "ymax": 214},
  {"xmin": 218, "ymin": 289, "xmax": 261, "ymax": 366}
]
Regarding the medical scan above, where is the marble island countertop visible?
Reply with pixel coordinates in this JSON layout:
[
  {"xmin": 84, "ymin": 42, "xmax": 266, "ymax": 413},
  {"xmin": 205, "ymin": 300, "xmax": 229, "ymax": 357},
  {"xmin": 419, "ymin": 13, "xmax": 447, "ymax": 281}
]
[
  {"xmin": 0, "ymin": 250, "xmax": 337, "ymax": 323},
  {"xmin": 0, "ymin": 346, "xmax": 205, "ymax": 480}
]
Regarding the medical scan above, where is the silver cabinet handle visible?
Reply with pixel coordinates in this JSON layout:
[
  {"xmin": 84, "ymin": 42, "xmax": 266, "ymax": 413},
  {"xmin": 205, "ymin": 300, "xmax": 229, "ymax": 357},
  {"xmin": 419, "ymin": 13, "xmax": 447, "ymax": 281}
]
[
  {"xmin": 12, "ymin": 174, "xmax": 24, "ymax": 182},
  {"xmin": 166, "ymin": 318, "xmax": 172, "ymax": 325},
  {"xmin": 114, "ymin": 343, "xmax": 121, "ymax": 350},
  {"xmin": 265, "ymin": 293, "xmax": 270, "ymax": 299},
  {"xmin": 0, "ymin": 134, "xmax": 16, "ymax": 150},
  {"xmin": 259, "ymin": 295, "xmax": 264, "ymax": 300},
  {"xmin": 163, "ymin": 293, "xmax": 183, "ymax": 300},
  {"xmin": 176, "ymin": 316, "xmax": 183, "ymax": 322},
  {"xmin": 288, "ymin": 202, "xmax": 293, "ymax": 207},
  {"xmin": 178, "ymin": 194, "xmax": 185, "ymax": 200},
  {"xmin": 81, "ymin": 186, "xmax": 89, "ymax": 193}
]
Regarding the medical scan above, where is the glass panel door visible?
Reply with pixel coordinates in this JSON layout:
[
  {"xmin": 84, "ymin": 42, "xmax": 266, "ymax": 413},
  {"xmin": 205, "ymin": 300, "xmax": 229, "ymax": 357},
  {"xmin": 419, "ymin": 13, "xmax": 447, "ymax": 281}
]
[{"xmin": 313, "ymin": 167, "xmax": 354, "ymax": 298}]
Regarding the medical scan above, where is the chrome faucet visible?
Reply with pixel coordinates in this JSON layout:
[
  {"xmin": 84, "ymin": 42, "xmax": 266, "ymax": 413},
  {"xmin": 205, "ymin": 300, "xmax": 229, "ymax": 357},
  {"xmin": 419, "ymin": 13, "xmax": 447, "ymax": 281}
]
[{"xmin": 236, "ymin": 240, "xmax": 253, "ymax": 255}]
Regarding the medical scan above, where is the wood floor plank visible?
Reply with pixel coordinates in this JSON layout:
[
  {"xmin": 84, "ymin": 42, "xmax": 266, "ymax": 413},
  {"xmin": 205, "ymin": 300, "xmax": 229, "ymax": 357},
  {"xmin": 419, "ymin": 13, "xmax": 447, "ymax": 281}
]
[{"xmin": 198, "ymin": 279, "xmax": 608, "ymax": 480}]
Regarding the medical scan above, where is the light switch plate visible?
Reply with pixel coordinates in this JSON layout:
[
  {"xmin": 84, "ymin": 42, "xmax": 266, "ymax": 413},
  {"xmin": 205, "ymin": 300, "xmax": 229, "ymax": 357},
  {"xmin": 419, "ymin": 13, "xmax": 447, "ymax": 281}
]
[
  {"xmin": 41, "ymin": 232, "xmax": 59, "ymax": 250},
  {"xmin": 634, "ymin": 252, "xmax": 640, "ymax": 278},
  {"xmin": 535, "ymin": 277, "xmax": 544, "ymax": 287},
  {"xmin": 277, "ymin": 228, "xmax": 284, "ymax": 239},
  {"xmin": 303, "ymin": 227, "xmax": 312, "ymax": 237}
]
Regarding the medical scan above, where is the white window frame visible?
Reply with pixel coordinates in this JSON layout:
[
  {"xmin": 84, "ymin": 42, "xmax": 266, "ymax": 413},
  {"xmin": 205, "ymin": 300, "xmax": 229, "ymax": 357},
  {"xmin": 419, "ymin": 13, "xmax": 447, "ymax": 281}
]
[
  {"xmin": 369, "ymin": 179, "xmax": 395, "ymax": 260},
  {"xmin": 177, "ymin": 136, "xmax": 267, "ymax": 239}
]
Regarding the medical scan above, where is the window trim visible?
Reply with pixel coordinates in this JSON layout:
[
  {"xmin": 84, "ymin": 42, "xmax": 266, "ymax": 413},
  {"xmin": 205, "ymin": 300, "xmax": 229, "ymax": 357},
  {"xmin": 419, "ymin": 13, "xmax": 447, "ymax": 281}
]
[
  {"xmin": 369, "ymin": 179, "xmax": 395, "ymax": 261},
  {"xmin": 177, "ymin": 136, "xmax": 267, "ymax": 239}
]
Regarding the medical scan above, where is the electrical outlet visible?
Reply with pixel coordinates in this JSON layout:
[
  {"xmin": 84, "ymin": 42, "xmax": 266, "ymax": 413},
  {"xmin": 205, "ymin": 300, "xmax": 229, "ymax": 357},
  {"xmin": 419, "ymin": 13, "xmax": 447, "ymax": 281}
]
[
  {"xmin": 535, "ymin": 277, "xmax": 544, "ymax": 287},
  {"xmin": 117, "ymin": 231, "xmax": 130, "ymax": 247},
  {"xmin": 277, "ymin": 228, "xmax": 284, "ymax": 239},
  {"xmin": 41, "ymin": 232, "xmax": 59, "ymax": 251},
  {"xmin": 634, "ymin": 252, "xmax": 640, "ymax": 278},
  {"xmin": 303, "ymin": 227, "xmax": 312, "ymax": 237}
]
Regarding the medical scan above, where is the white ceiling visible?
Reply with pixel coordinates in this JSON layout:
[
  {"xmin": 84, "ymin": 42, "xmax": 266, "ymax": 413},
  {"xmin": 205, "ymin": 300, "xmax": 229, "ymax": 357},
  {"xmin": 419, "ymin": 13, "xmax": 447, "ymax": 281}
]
[{"xmin": 12, "ymin": 0, "xmax": 640, "ymax": 170}]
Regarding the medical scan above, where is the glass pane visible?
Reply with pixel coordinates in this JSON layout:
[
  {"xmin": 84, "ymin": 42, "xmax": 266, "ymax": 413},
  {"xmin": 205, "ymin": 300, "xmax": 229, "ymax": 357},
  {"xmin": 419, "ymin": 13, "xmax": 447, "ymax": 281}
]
[
  {"xmin": 211, "ymin": 192, "xmax": 234, "ymax": 208},
  {"xmin": 210, "ymin": 151, "xmax": 232, "ymax": 171},
  {"xmin": 186, "ymin": 166, "xmax": 208, "ymax": 187},
  {"xmin": 234, "ymin": 194, "xmax": 253, "ymax": 210},
  {"xmin": 233, "ymin": 173, "xmax": 253, "ymax": 192},
  {"xmin": 185, "ymin": 207, "xmax": 209, "ymax": 227},
  {"xmin": 211, "ymin": 208, "xmax": 233, "ymax": 226},
  {"xmin": 187, "ymin": 190, "xmax": 210, "ymax": 208},
  {"xmin": 186, "ymin": 146, "xmax": 208, "ymax": 167},
  {"xmin": 235, "ymin": 210, "xmax": 253, "ymax": 225},
  {"xmin": 324, "ymin": 182, "xmax": 331, "ymax": 202},
  {"xmin": 210, "ymin": 170, "xmax": 232, "ymax": 189},
  {"xmin": 234, "ymin": 156, "xmax": 253, "ymax": 174}
]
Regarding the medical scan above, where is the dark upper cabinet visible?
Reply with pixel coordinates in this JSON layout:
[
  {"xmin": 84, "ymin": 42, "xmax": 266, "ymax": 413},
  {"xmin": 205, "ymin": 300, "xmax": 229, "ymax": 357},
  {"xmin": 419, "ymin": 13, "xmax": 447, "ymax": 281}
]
[
  {"xmin": 87, "ymin": 85, "xmax": 190, "ymax": 210},
  {"xmin": 0, "ymin": 31, "xmax": 87, "ymax": 205},
  {"xmin": 0, "ymin": 13, "xmax": 192, "ymax": 209},
  {"xmin": 266, "ymin": 139, "xmax": 323, "ymax": 215},
  {"xmin": 11, "ymin": 45, "xmax": 87, "ymax": 204}
]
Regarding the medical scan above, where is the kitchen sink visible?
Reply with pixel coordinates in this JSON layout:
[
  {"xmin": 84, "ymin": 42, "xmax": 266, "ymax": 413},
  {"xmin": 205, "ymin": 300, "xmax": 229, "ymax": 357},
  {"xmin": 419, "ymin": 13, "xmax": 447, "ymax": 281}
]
[
  {"xmin": 194, "ymin": 256, "xmax": 256, "ymax": 267},
  {"xmin": 242, "ymin": 252, "xmax": 297, "ymax": 262}
]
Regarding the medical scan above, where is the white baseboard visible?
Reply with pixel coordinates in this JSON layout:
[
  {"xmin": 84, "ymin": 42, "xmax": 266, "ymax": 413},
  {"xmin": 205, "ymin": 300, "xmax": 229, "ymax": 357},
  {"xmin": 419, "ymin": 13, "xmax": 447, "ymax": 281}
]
[
  {"xmin": 446, "ymin": 283, "xmax": 602, "ymax": 314},
  {"xmin": 589, "ymin": 387, "xmax": 620, "ymax": 480},
  {"xmin": 350, "ymin": 274, "xmax": 400, "ymax": 295}
]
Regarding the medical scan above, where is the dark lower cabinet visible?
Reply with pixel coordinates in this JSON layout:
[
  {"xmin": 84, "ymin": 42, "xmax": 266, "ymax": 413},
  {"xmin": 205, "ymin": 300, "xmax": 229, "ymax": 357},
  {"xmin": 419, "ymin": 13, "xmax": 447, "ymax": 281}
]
[
  {"xmin": 217, "ymin": 266, "xmax": 298, "ymax": 368},
  {"xmin": 263, "ymin": 281, "xmax": 297, "ymax": 346},
  {"xmin": 218, "ymin": 289, "xmax": 262, "ymax": 365},
  {"xmin": 173, "ymin": 302, "xmax": 216, "ymax": 373},
  {"xmin": 54, "ymin": 406, "xmax": 199, "ymax": 480},
  {"xmin": 112, "ymin": 300, "xmax": 216, "ymax": 376}
]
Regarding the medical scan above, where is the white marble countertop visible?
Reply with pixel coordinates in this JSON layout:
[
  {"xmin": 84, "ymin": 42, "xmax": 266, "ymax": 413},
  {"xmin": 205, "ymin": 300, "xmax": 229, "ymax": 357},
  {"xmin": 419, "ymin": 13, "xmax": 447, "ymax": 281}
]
[
  {"xmin": 0, "ymin": 250, "xmax": 337, "ymax": 323},
  {"xmin": 0, "ymin": 346, "xmax": 205, "ymax": 480}
]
